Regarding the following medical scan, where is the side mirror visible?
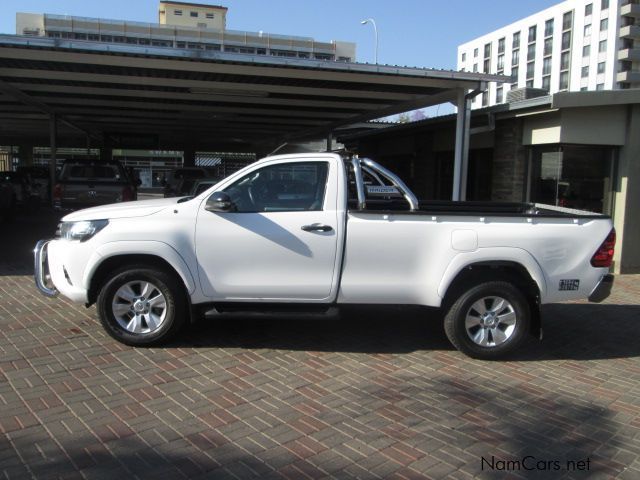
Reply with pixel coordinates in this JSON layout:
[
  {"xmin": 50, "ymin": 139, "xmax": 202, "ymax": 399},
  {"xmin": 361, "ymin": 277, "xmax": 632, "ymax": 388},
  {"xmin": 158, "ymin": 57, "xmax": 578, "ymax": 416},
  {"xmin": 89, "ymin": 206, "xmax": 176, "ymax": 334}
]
[{"xmin": 205, "ymin": 191, "xmax": 234, "ymax": 212}]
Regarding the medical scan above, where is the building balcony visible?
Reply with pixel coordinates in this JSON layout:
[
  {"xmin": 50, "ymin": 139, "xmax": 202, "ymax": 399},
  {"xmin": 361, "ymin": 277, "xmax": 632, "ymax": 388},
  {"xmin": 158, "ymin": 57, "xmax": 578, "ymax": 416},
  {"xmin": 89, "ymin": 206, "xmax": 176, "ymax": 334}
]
[
  {"xmin": 620, "ymin": 24, "xmax": 640, "ymax": 39},
  {"xmin": 621, "ymin": 3, "xmax": 640, "ymax": 18},
  {"xmin": 619, "ymin": 47, "xmax": 640, "ymax": 61},
  {"xmin": 617, "ymin": 70, "xmax": 640, "ymax": 84}
]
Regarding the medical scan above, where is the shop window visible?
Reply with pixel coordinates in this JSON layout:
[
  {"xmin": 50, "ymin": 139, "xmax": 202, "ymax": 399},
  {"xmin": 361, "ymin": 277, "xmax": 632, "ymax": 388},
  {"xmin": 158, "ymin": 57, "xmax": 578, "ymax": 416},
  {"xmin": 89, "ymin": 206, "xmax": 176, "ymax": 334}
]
[{"xmin": 530, "ymin": 146, "xmax": 614, "ymax": 213}]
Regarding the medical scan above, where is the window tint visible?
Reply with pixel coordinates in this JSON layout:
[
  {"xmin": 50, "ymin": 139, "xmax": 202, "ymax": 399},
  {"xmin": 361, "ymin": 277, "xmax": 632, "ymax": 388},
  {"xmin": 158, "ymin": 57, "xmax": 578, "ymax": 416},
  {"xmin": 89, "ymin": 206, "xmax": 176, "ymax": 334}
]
[
  {"xmin": 63, "ymin": 164, "xmax": 120, "ymax": 180},
  {"xmin": 221, "ymin": 162, "xmax": 329, "ymax": 212}
]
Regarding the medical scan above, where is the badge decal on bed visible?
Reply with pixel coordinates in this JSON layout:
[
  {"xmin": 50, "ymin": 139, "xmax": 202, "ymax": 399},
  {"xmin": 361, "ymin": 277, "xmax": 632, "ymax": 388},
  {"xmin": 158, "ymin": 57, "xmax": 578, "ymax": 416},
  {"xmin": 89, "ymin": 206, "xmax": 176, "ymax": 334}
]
[{"xmin": 559, "ymin": 279, "xmax": 580, "ymax": 291}]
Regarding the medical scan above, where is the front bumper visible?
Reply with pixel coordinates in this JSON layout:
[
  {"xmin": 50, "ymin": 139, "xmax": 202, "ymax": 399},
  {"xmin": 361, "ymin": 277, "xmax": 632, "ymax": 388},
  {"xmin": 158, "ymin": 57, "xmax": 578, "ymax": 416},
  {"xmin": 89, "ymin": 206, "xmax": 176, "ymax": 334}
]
[
  {"xmin": 33, "ymin": 239, "xmax": 88, "ymax": 303},
  {"xmin": 588, "ymin": 274, "xmax": 614, "ymax": 303}
]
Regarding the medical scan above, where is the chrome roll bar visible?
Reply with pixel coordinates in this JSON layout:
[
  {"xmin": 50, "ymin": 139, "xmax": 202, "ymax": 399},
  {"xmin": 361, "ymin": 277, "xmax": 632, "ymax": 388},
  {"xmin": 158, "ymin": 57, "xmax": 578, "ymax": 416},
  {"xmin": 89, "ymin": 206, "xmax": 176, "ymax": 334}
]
[
  {"xmin": 34, "ymin": 240, "xmax": 58, "ymax": 297},
  {"xmin": 353, "ymin": 157, "xmax": 419, "ymax": 211}
]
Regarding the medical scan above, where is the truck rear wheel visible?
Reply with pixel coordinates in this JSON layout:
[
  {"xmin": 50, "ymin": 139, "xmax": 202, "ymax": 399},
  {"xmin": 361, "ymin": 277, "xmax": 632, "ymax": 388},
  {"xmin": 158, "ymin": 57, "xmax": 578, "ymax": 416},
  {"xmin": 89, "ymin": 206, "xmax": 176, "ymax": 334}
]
[
  {"xmin": 444, "ymin": 281, "xmax": 530, "ymax": 359},
  {"xmin": 97, "ymin": 266, "xmax": 186, "ymax": 346}
]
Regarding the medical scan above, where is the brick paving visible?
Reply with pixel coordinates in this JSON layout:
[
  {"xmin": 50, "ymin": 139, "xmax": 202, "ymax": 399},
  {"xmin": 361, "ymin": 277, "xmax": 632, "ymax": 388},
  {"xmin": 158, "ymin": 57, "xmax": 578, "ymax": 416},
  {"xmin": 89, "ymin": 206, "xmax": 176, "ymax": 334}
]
[{"xmin": 1, "ymin": 212, "xmax": 640, "ymax": 479}]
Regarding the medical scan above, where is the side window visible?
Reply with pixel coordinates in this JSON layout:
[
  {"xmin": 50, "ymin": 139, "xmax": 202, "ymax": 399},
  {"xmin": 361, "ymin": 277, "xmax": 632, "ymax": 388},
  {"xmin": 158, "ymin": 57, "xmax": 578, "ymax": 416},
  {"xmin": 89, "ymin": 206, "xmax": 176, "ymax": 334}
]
[{"xmin": 220, "ymin": 162, "xmax": 329, "ymax": 212}]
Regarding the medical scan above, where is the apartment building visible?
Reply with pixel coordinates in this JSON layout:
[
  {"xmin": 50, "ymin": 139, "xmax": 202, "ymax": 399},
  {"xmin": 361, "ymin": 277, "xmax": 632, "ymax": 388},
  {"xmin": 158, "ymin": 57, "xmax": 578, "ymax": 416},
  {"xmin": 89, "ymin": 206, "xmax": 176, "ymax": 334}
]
[
  {"xmin": 16, "ymin": 2, "xmax": 356, "ymax": 62},
  {"xmin": 457, "ymin": 0, "xmax": 640, "ymax": 108}
]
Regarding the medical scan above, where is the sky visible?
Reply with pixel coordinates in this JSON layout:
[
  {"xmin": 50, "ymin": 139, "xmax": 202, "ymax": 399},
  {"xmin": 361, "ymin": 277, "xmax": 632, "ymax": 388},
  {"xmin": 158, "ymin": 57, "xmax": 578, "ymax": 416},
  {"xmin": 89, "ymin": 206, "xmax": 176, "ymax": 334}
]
[{"xmin": 1, "ymin": 0, "xmax": 562, "ymax": 70}]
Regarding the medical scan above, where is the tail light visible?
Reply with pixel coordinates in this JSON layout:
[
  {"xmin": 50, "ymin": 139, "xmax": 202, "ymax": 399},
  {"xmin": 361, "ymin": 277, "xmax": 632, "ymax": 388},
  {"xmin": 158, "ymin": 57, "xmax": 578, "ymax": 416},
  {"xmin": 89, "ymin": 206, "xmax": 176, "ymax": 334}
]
[
  {"xmin": 122, "ymin": 186, "xmax": 134, "ymax": 202},
  {"xmin": 591, "ymin": 229, "xmax": 616, "ymax": 268},
  {"xmin": 53, "ymin": 183, "xmax": 63, "ymax": 199}
]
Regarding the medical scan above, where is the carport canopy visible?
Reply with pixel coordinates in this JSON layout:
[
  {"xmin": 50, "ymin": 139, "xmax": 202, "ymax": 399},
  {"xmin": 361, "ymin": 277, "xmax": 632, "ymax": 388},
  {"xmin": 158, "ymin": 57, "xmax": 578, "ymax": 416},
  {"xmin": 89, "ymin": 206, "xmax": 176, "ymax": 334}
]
[{"xmin": 0, "ymin": 34, "xmax": 505, "ymax": 200}]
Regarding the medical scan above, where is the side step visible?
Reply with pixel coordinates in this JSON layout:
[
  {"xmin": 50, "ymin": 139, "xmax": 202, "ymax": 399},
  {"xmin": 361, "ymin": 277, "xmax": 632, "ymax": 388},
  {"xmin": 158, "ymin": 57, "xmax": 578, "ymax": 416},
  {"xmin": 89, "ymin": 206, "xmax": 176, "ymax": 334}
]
[{"xmin": 206, "ymin": 302, "xmax": 340, "ymax": 317}]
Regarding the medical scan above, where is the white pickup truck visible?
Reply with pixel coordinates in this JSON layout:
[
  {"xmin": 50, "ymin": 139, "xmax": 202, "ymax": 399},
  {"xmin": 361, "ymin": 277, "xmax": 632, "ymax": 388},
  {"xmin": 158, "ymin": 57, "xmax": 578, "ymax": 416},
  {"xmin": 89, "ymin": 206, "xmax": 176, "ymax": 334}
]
[{"xmin": 34, "ymin": 153, "xmax": 615, "ymax": 359}]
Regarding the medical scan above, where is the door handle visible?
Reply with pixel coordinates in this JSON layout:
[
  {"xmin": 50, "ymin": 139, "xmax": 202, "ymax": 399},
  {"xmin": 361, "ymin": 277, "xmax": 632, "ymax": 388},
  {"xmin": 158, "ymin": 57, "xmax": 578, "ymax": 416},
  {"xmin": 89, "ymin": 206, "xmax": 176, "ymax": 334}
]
[{"xmin": 301, "ymin": 223, "xmax": 333, "ymax": 232}]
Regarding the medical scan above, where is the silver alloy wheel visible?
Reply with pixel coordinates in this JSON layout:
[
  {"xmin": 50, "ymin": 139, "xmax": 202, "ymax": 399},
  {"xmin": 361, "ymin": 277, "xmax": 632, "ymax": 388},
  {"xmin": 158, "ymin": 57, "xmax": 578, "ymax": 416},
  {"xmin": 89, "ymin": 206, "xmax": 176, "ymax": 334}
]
[
  {"xmin": 111, "ymin": 280, "xmax": 167, "ymax": 334},
  {"xmin": 464, "ymin": 296, "xmax": 517, "ymax": 347}
]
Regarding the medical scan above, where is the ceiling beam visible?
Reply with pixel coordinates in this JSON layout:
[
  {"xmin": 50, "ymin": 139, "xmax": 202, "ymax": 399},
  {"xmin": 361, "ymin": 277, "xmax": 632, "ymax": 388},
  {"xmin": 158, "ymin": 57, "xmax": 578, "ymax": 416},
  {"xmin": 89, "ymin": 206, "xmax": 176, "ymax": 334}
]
[
  {"xmin": 0, "ymin": 78, "xmax": 100, "ymax": 142},
  {"xmin": 0, "ymin": 68, "xmax": 418, "ymax": 102},
  {"xmin": 11, "ymin": 83, "xmax": 390, "ymax": 111}
]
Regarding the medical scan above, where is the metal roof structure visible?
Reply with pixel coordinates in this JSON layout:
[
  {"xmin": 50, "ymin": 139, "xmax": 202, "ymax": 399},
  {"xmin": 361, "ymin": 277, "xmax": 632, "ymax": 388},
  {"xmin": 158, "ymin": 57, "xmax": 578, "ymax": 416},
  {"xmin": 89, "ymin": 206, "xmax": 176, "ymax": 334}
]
[{"xmin": 0, "ymin": 35, "xmax": 505, "ymax": 154}]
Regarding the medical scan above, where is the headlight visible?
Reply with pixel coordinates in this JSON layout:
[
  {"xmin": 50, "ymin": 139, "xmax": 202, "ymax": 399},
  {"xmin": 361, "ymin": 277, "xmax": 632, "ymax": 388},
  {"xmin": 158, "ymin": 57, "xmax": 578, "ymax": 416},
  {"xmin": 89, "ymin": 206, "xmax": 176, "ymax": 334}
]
[{"xmin": 57, "ymin": 220, "xmax": 108, "ymax": 242}]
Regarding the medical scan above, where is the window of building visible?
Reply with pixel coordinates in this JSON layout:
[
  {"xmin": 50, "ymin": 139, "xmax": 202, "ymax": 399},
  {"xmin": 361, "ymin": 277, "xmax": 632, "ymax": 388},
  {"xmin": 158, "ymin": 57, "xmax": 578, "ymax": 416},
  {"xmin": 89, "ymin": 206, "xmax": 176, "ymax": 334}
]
[
  {"xmin": 542, "ymin": 75, "xmax": 551, "ymax": 91},
  {"xmin": 206, "ymin": 13, "xmax": 214, "ymax": 19},
  {"xmin": 530, "ymin": 145, "xmax": 614, "ymax": 213},
  {"xmin": 484, "ymin": 43, "xmax": 491, "ymax": 58},
  {"xmin": 601, "ymin": 0, "xmax": 609, "ymax": 10},
  {"xmin": 482, "ymin": 91, "xmax": 488, "ymax": 106},
  {"xmin": 543, "ymin": 57, "xmax": 552, "ymax": 74},
  {"xmin": 545, "ymin": 19, "xmax": 554, "ymax": 37},
  {"xmin": 582, "ymin": 65, "xmax": 589, "ymax": 77},
  {"xmin": 562, "ymin": 11, "xmax": 573, "ymax": 31},
  {"xmin": 528, "ymin": 26, "xmax": 537, "ymax": 43},
  {"xmin": 474, "ymin": 47, "xmax": 479, "ymax": 57},
  {"xmin": 483, "ymin": 58, "xmax": 490, "ymax": 72},
  {"xmin": 584, "ymin": 24, "xmax": 592, "ymax": 37},
  {"xmin": 599, "ymin": 39, "xmax": 607, "ymax": 52},
  {"xmin": 600, "ymin": 18, "xmax": 608, "ymax": 31},
  {"xmin": 596, "ymin": 83, "xmax": 605, "ymax": 90},
  {"xmin": 544, "ymin": 37, "xmax": 553, "ymax": 56},
  {"xmin": 527, "ymin": 61, "xmax": 535, "ymax": 79},
  {"xmin": 561, "ymin": 51, "xmax": 570, "ymax": 70},
  {"xmin": 561, "ymin": 31, "xmax": 571, "ymax": 50},
  {"xmin": 527, "ymin": 79, "xmax": 534, "ymax": 88},
  {"xmin": 512, "ymin": 49, "xmax": 519, "ymax": 65},
  {"xmin": 191, "ymin": 11, "xmax": 198, "ymax": 17},
  {"xmin": 511, "ymin": 66, "xmax": 519, "ymax": 85},
  {"xmin": 598, "ymin": 61, "xmax": 606, "ymax": 74},
  {"xmin": 462, "ymin": 52, "xmax": 466, "ymax": 62},
  {"xmin": 513, "ymin": 32, "xmax": 521, "ymax": 49},
  {"xmin": 197, "ymin": 23, "xmax": 207, "ymax": 28},
  {"xmin": 583, "ymin": 44, "xmax": 591, "ymax": 57},
  {"xmin": 559, "ymin": 71, "xmax": 569, "ymax": 90},
  {"xmin": 496, "ymin": 87, "xmax": 503, "ymax": 103},
  {"xmin": 497, "ymin": 54, "xmax": 504, "ymax": 71},
  {"xmin": 498, "ymin": 37, "xmax": 505, "ymax": 54},
  {"xmin": 528, "ymin": 43, "xmax": 536, "ymax": 61},
  {"xmin": 174, "ymin": 9, "xmax": 182, "ymax": 15},
  {"xmin": 585, "ymin": 3, "xmax": 593, "ymax": 16},
  {"xmin": 473, "ymin": 63, "xmax": 478, "ymax": 72}
]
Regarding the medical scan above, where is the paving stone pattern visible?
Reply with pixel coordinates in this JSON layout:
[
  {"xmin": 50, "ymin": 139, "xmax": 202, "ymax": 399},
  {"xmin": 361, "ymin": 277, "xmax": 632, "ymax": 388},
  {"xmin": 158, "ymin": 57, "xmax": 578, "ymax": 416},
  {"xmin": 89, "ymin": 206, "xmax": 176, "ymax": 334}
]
[{"xmin": 1, "ymin": 213, "xmax": 640, "ymax": 479}]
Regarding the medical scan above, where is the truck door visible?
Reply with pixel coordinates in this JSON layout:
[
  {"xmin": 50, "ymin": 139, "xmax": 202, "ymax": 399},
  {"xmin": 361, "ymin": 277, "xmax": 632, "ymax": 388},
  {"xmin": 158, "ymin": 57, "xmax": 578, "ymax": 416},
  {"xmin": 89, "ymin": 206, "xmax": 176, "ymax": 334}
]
[{"xmin": 195, "ymin": 159, "xmax": 341, "ymax": 301}]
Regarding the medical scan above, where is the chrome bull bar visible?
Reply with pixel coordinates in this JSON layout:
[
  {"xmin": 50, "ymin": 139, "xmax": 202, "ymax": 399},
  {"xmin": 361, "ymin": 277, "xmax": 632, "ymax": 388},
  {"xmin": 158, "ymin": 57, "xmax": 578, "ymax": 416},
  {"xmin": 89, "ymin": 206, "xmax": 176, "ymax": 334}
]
[{"xmin": 34, "ymin": 240, "xmax": 58, "ymax": 297}]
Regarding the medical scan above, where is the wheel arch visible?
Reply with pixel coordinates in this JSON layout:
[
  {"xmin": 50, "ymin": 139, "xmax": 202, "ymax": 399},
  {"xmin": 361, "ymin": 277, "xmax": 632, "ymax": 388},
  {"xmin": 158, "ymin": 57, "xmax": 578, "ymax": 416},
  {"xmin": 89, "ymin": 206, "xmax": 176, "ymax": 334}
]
[
  {"xmin": 86, "ymin": 253, "xmax": 192, "ymax": 308},
  {"xmin": 440, "ymin": 259, "xmax": 543, "ymax": 339}
]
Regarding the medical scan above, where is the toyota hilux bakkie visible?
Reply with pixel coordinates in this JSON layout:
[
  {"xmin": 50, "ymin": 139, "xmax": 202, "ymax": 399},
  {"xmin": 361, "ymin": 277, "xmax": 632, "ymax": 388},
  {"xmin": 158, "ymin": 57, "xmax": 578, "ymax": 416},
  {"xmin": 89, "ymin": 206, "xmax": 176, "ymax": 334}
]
[{"xmin": 34, "ymin": 153, "xmax": 615, "ymax": 359}]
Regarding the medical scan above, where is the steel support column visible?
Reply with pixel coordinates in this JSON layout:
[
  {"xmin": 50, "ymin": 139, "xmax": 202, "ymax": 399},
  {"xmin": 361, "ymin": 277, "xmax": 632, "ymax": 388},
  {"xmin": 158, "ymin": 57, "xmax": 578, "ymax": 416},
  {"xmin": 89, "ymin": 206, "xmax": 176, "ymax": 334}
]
[
  {"xmin": 452, "ymin": 89, "xmax": 470, "ymax": 201},
  {"xmin": 49, "ymin": 114, "xmax": 57, "ymax": 206},
  {"xmin": 326, "ymin": 132, "xmax": 333, "ymax": 152}
]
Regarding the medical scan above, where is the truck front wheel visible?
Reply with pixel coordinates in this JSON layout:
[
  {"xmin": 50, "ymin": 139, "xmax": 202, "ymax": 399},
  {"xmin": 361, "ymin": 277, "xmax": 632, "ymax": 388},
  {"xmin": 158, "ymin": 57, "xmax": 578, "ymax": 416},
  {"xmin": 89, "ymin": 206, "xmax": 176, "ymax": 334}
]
[
  {"xmin": 96, "ymin": 266, "xmax": 186, "ymax": 346},
  {"xmin": 444, "ymin": 281, "xmax": 530, "ymax": 359}
]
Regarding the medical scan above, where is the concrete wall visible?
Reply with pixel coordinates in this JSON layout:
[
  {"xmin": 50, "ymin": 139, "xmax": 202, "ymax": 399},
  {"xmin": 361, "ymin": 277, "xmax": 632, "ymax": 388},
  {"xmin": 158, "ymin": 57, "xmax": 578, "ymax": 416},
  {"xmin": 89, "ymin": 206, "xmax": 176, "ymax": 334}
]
[
  {"xmin": 614, "ymin": 104, "xmax": 640, "ymax": 273},
  {"xmin": 16, "ymin": 13, "xmax": 45, "ymax": 36}
]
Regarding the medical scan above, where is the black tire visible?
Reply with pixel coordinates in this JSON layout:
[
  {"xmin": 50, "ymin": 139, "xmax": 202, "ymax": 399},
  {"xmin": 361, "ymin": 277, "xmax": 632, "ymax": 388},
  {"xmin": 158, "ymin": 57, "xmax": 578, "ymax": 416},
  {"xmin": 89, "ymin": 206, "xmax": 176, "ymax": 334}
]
[
  {"xmin": 97, "ymin": 266, "xmax": 187, "ymax": 346},
  {"xmin": 444, "ymin": 281, "xmax": 530, "ymax": 360}
]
